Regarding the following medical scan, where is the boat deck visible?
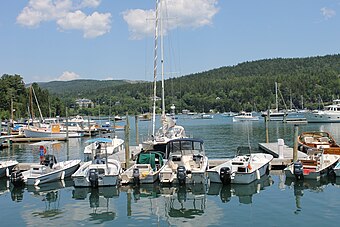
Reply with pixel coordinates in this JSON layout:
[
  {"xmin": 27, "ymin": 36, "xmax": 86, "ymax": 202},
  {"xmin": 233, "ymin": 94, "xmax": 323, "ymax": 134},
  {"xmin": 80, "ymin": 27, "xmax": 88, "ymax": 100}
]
[{"xmin": 258, "ymin": 142, "xmax": 307, "ymax": 168}]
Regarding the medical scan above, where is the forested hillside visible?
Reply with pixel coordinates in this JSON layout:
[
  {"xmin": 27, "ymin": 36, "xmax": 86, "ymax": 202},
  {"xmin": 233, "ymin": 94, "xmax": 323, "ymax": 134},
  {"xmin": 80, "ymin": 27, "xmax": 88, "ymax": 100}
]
[{"xmin": 1, "ymin": 54, "xmax": 340, "ymax": 120}]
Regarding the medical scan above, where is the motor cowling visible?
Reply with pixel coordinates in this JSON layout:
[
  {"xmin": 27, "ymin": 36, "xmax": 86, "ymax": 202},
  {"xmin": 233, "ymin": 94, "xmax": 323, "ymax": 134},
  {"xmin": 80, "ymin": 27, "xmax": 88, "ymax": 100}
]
[
  {"xmin": 177, "ymin": 166, "xmax": 186, "ymax": 185},
  {"xmin": 220, "ymin": 167, "xmax": 231, "ymax": 185},
  {"xmin": 293, "ymin": 161, "xmax": 304, "ymax": 180},
  {"xmin": 133, "ymin": 168, "xmax": 140, "ymax": 185},
  {"xmin": 89, "ymin": 169, "xmax": 99, "ymax": 188},
  {"xmin": 10, "ymin": 171, "xmax": 25, "ymax": 187}
]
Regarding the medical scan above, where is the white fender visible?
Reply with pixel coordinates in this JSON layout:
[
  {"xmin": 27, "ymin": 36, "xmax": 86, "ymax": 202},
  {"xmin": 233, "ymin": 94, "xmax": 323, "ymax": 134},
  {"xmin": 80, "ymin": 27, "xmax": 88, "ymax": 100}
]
[
  {"xmin": 61, "ymin": 171, "xmax": 65, "ymax": 180},
  {"xmin": 6, "ymin": 168, "xmax": 9, "ymax": 177},
  {"xmin": 256, "ymin": 169, "xmax": 260, "ymax": 180}
]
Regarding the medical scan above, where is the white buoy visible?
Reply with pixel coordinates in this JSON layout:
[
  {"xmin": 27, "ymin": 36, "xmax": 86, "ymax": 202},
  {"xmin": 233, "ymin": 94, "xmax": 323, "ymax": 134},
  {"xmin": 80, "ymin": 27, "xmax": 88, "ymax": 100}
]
[
  {"xmin": 278, "ymin": 139, "xmax": 284, "ymax": 158},
  {"xmin": 256, "ymin": 169, "xmax": 260, "ymax": 180}
]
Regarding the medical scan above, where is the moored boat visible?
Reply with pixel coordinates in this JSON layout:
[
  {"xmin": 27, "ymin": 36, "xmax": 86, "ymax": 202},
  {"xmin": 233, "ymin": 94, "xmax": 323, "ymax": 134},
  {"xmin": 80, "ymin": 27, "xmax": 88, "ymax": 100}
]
[
  {"xmin": 11, "ymin": 155, "xmax": 81, "ymax": 186},
  {"xmin": 233, "ymin": 111, "xmax": 259, "ymax": 122},
  {"xmin": 0, "ymin": 160, "xmax": 18, "ymax": 178},
  {"xmin": 297, "ymin": 131, "xmax": 340, "ymax": 155},
  {"xmin": 284, "ymin": 149, "xmax": 340, "ymax": 180},
  {"xmin": 304, "ymin": 99, "xmax": 340, "ymax": 123},
  {"xmin": 207, "ymin": 153, "xmax": 273, "ymax": 184},
  {"xmin": 72, "ymin": 156, "xmax": 122, "ymax": 187},
  {"xmin": 159, "ymin": 138, "xmax": 209, "ymax": 185},
  {"xmin": 120, "ymin": 149, "xmax": 164, "ymax": 185}
]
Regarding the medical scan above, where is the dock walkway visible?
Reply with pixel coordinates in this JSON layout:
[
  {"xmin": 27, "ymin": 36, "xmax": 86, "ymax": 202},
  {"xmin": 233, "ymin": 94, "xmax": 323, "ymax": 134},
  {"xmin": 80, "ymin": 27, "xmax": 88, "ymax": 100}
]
[{"xmin": 259, "ymin": 142, "xmax": 307, "ymax": 168}]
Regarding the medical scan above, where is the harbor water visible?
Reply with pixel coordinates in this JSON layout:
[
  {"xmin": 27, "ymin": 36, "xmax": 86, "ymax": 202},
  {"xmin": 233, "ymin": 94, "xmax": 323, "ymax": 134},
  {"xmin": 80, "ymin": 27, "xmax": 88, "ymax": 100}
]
[{"xmin": 1, "ymin": 114, "xmax": 340, "ymax": 226}]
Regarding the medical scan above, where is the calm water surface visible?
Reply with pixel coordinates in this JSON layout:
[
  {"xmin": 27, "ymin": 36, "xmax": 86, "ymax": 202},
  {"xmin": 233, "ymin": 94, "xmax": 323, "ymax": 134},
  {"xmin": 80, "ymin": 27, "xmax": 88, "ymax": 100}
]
[{"xmin": 1, "ymin": 114, "xmax": 340, "ymax": 226}]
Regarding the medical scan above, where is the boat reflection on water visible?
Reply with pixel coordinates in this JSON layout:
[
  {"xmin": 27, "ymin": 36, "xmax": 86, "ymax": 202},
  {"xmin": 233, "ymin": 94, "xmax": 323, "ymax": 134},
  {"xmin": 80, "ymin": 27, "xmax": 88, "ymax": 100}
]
[
  {"xmin": 160, "ymin": 184, "xmax": 207, "ymax": 219},
  {"xmin": 72, "ymin": 186, "xmax": 119, "ymax": 223},
  {"xmin": 285, "ymin": 175, "xmax": 335, "ymax": 214},
  {"xmin": 0, "ymin": 178, "xmax": 10, "ymax": 196},
  {"xmin": 27, "ymin": 179, "xmax": 74, "ymax": 219},
  {"xmin": 208, "ymin": 175, "xmax": 274, "ymax": 204}
]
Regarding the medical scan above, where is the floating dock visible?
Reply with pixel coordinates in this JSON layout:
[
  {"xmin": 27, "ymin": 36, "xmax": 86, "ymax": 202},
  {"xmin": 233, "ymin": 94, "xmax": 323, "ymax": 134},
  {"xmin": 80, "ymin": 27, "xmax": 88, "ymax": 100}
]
[{"xmin": 259, "ymin": 142, "xmax": 307, "ymax": 168}]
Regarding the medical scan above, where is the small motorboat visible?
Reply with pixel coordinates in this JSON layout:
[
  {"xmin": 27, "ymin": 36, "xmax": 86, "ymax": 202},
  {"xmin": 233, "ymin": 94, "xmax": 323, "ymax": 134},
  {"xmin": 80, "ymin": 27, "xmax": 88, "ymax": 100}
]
[
  {"xmin": 72, "ymin": 155, "xmax": 122, "ymax": 187},
  {"xmin": 159, "ymin": 138, "xmax": 209, "ymax": 185},
  {"xmin": 284, "ymin": 149, "xmax": 340, "ymax": 180},
  {"xmin": 0, "ymin": 160, "xmax": 18, "ymax": 178},
  {"xmin": 120, "ymin": 150, "xmax": 164, "ymax": 185},
  {"xmin": 83, "ymin": 137, "xmax": 125, "ymax": 156},
  {"xmin": 10, "ymin": 154, "xmax": 81, "ymax": 186},
  {"xmin": 207, "ymin": 153, "xmax": 273, "ymax": 184}
]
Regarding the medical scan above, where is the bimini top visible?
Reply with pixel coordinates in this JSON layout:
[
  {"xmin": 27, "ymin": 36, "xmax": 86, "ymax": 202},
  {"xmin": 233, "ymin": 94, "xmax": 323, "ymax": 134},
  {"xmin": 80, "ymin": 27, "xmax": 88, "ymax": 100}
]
[
  {"xmin": 167, "ymin": 138, "xmax": 204, "ymax": 144},
  {"xmin": 85, "ymin": 138, "xmax": 112, "ymax": 143}
]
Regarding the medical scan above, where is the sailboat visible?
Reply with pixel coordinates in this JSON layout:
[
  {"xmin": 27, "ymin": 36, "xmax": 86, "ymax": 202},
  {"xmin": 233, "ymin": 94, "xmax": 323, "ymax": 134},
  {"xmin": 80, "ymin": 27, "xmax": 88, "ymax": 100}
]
[
  {"xmin": 261, "ymin": 82, "xmax": 287, "ymax": 121},
  {"xmin": 141, "ymin": 0, "xmax": 186, "ymax": 152},
  {"xmin": 121, "ymin": 0, "xmax": 186, "ymax": 184},
  {"xmin": 23, "ymin": 85, "xmax": 83, "ymax": 138}
]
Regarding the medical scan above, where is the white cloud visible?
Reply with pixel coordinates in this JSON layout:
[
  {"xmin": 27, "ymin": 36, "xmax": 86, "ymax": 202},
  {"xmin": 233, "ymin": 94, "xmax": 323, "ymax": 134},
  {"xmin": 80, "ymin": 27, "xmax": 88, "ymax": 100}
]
[
  {"xmin": 16, "ymin": 0, "xmax": 111, "ymax": 38},
  {"xmin": 57, "ymin": 71, "xmax": 81, "ymax": 81},
  {"xmin": 320, "ymin": 7, "xmax": 336, "ymax": 20},
  {"xmin": 57, "ymin": 11, "xmax": 111, "ymax": 38},
  {"xmin": 79, "ymin": 0, "xmax": 101, "ymax": 8},
  {"xmin": 123, "ymin": 0, "xmax": 219, "ymax": 40}
]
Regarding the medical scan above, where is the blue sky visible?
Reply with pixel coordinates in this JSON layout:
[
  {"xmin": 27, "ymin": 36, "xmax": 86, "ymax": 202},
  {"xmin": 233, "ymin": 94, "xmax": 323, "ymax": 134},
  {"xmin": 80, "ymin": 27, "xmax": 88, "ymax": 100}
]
[{"xmin": 1, "ymin": 0, "xmax": 340, "ymax": 84}]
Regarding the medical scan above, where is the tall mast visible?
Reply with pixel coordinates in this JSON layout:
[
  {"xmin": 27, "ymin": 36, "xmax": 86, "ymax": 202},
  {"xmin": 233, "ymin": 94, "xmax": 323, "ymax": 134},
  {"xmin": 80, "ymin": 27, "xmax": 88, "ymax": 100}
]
[
  {"xmin": 152, "ymin": 0, "xmax": 160, "ymax": 138},
  {"xmin": 275, "ymin": 82, "xmax": 278, "ymax": 112},
  {"xmin": 160, "ymin": 0, "xmax": 165, "ymax": 118}
]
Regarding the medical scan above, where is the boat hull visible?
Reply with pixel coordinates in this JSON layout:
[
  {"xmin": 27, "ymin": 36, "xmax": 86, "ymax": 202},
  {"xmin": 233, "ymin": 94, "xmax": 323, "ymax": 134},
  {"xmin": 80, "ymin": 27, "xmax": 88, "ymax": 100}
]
[
  {"xmin": 0, "ymin": 161, "xmax": 18, "ymax": 178},
  {"xmin": 24, "ymin": 128, "xmax": 83, "ymax": 138},
  {"xmin": 207, "ymin": 153, "xmax": 272, "ymax": 184},
  {"xmin": 26, "ymin": 169, "xmax": 65, "ymax": 185},
  {"xmin": 304, "ymin": 112, "xmax": 340, "ymax": 123}
]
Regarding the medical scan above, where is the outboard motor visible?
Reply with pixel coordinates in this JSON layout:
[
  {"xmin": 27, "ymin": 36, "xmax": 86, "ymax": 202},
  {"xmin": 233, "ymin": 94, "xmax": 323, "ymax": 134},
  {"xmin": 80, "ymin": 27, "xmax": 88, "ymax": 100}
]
[
  {"xmin": 133, "ymin": 168, "xmax": 140, "ymax": 185},
  {"xmin": 293, "ymin": 161, "xmax": 304, "ymax": 180},
  {"xmin": 220, "ymin": 167, "xmax": 232, "ymax": 185},
  {"xmin": 89, "ymin": 169, "xmax": 99, "ymax": 188},
  {"xmin": 10, "ymin": 171, "xmax": 25, "ymax": 187},
  {"xmin": 177, "ymin": 166, "xmax": 187, "ymax": 185}
]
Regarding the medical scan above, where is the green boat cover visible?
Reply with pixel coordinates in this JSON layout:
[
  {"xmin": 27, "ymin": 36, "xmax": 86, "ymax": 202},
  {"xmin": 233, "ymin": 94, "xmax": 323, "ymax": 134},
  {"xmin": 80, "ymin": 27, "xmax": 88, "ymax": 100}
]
[{"xmin": 137, "ymin": 152, "xmax": 163, "ymax": 170}]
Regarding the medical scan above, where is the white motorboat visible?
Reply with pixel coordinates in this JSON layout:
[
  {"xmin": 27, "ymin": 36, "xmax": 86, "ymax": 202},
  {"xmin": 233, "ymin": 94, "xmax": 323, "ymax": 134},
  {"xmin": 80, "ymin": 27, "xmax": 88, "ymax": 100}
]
[
  {"xmin": 304, "ymin": 99, "xmax": 340, "ymax": 123},
  {"xmin": 120, "ymin": 150, "xmax": 164, "ymax": 185},
  {"xmin": 233, "ymin": 111, "xmax": 259, "ymax": 122},
  {"xmin": 10, "ymin": 154, "xmax": 81, "ymax": 186},
  {"xmin": 0, "ymin": 160, "xmax": 18, "ymax": 178},
  {"xmin": 72, "ymin": 156, "xmax": 122, "ymax": 187},
  {"xmin": 284, "ymin": 149, "xmax": 340, "ymax": 180},
  {"xmin": 207, "ymin": 153, "xmax": 273, "ymax": 184},
  {"xmin": 83, "ymin": 137, "xmax": 125, "ymax": 156},
  {"xmin": 159, "ymin": 138, "xmax": 209, "ymax": 185}
]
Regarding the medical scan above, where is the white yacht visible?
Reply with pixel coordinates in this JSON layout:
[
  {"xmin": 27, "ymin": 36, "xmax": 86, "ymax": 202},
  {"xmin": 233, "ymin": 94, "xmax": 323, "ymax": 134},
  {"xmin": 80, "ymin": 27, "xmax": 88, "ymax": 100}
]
[{"xmin": 304, "ymin": 99, "xmax": 340, "ymax": 123}]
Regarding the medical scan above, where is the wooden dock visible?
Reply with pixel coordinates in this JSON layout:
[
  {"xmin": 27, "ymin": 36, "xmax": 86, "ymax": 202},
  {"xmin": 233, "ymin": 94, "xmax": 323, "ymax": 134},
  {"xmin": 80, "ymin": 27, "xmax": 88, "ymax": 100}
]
[
  {"xmin": 259, "ymin": 142, "xmax": 307, "ymax": 168},
  {"xmin": 10, "ymin": 137, "xmax": 67, "ymax": 143}
]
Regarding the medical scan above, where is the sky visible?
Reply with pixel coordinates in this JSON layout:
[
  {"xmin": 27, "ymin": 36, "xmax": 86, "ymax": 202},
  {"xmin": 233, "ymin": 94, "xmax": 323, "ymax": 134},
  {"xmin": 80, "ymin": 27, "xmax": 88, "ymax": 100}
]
[{"xmin": 1, "ymin": 0, "xmax": 340, "ymax": 84}]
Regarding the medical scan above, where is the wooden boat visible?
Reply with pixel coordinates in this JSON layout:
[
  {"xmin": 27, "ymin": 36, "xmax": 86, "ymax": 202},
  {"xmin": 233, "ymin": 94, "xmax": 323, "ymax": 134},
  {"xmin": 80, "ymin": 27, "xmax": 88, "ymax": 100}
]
[
  {"xmin": 207, "ymin": 153, "xmax": 273, "ymax": 184},
  {"xmin": 72, "ymin": 156, "xmax": 122, "ymax": 187},
  {"xmin": 297, "ymin": 131, "xmax": 340, "ymax": 155},
  {"xmin": 159, "ymin": 138, "xmax": 209, "ymax": 185},
  {"xmin": 284, "ymin": 149, "xmax": 340, "ymax": 180},
  {"xmin": 120, "ymin": 150, "xmax": 164, "ymax": 185},
  {"xmin": 10, "ymin": 155, "xmax": 81, "ymax": 186},
  {"xmin": 0, "ymin": 160, "xmax": 18, "ymax": 178},
  {"xmin": 233, "ymin": 111, "xmax": 259, "ymax": 122}
]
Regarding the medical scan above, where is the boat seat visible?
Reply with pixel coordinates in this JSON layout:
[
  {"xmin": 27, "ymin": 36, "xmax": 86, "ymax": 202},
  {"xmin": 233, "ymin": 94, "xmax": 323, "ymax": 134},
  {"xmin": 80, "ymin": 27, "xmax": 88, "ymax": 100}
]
[
  {"xmin": 304, "ymin": 137, "xmax": 314, "ymax": 144},
  {"xmin": 319, "ymin": 137, "xmax": 330, "ymax": 143}
]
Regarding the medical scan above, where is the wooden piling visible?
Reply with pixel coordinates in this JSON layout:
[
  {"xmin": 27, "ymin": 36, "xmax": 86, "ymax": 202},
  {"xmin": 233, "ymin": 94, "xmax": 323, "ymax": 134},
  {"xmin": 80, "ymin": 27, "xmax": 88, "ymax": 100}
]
[
  {"xmin": 135, "ymin": 115, "xmax": 139, "ymax": 145},
  {"xmin": 124, "ymin": 113, "xmax": 130, "ymax": 169},
  {"xmin": 293, "ymin": 124, "xmax": 299, "ymax": 162}
]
